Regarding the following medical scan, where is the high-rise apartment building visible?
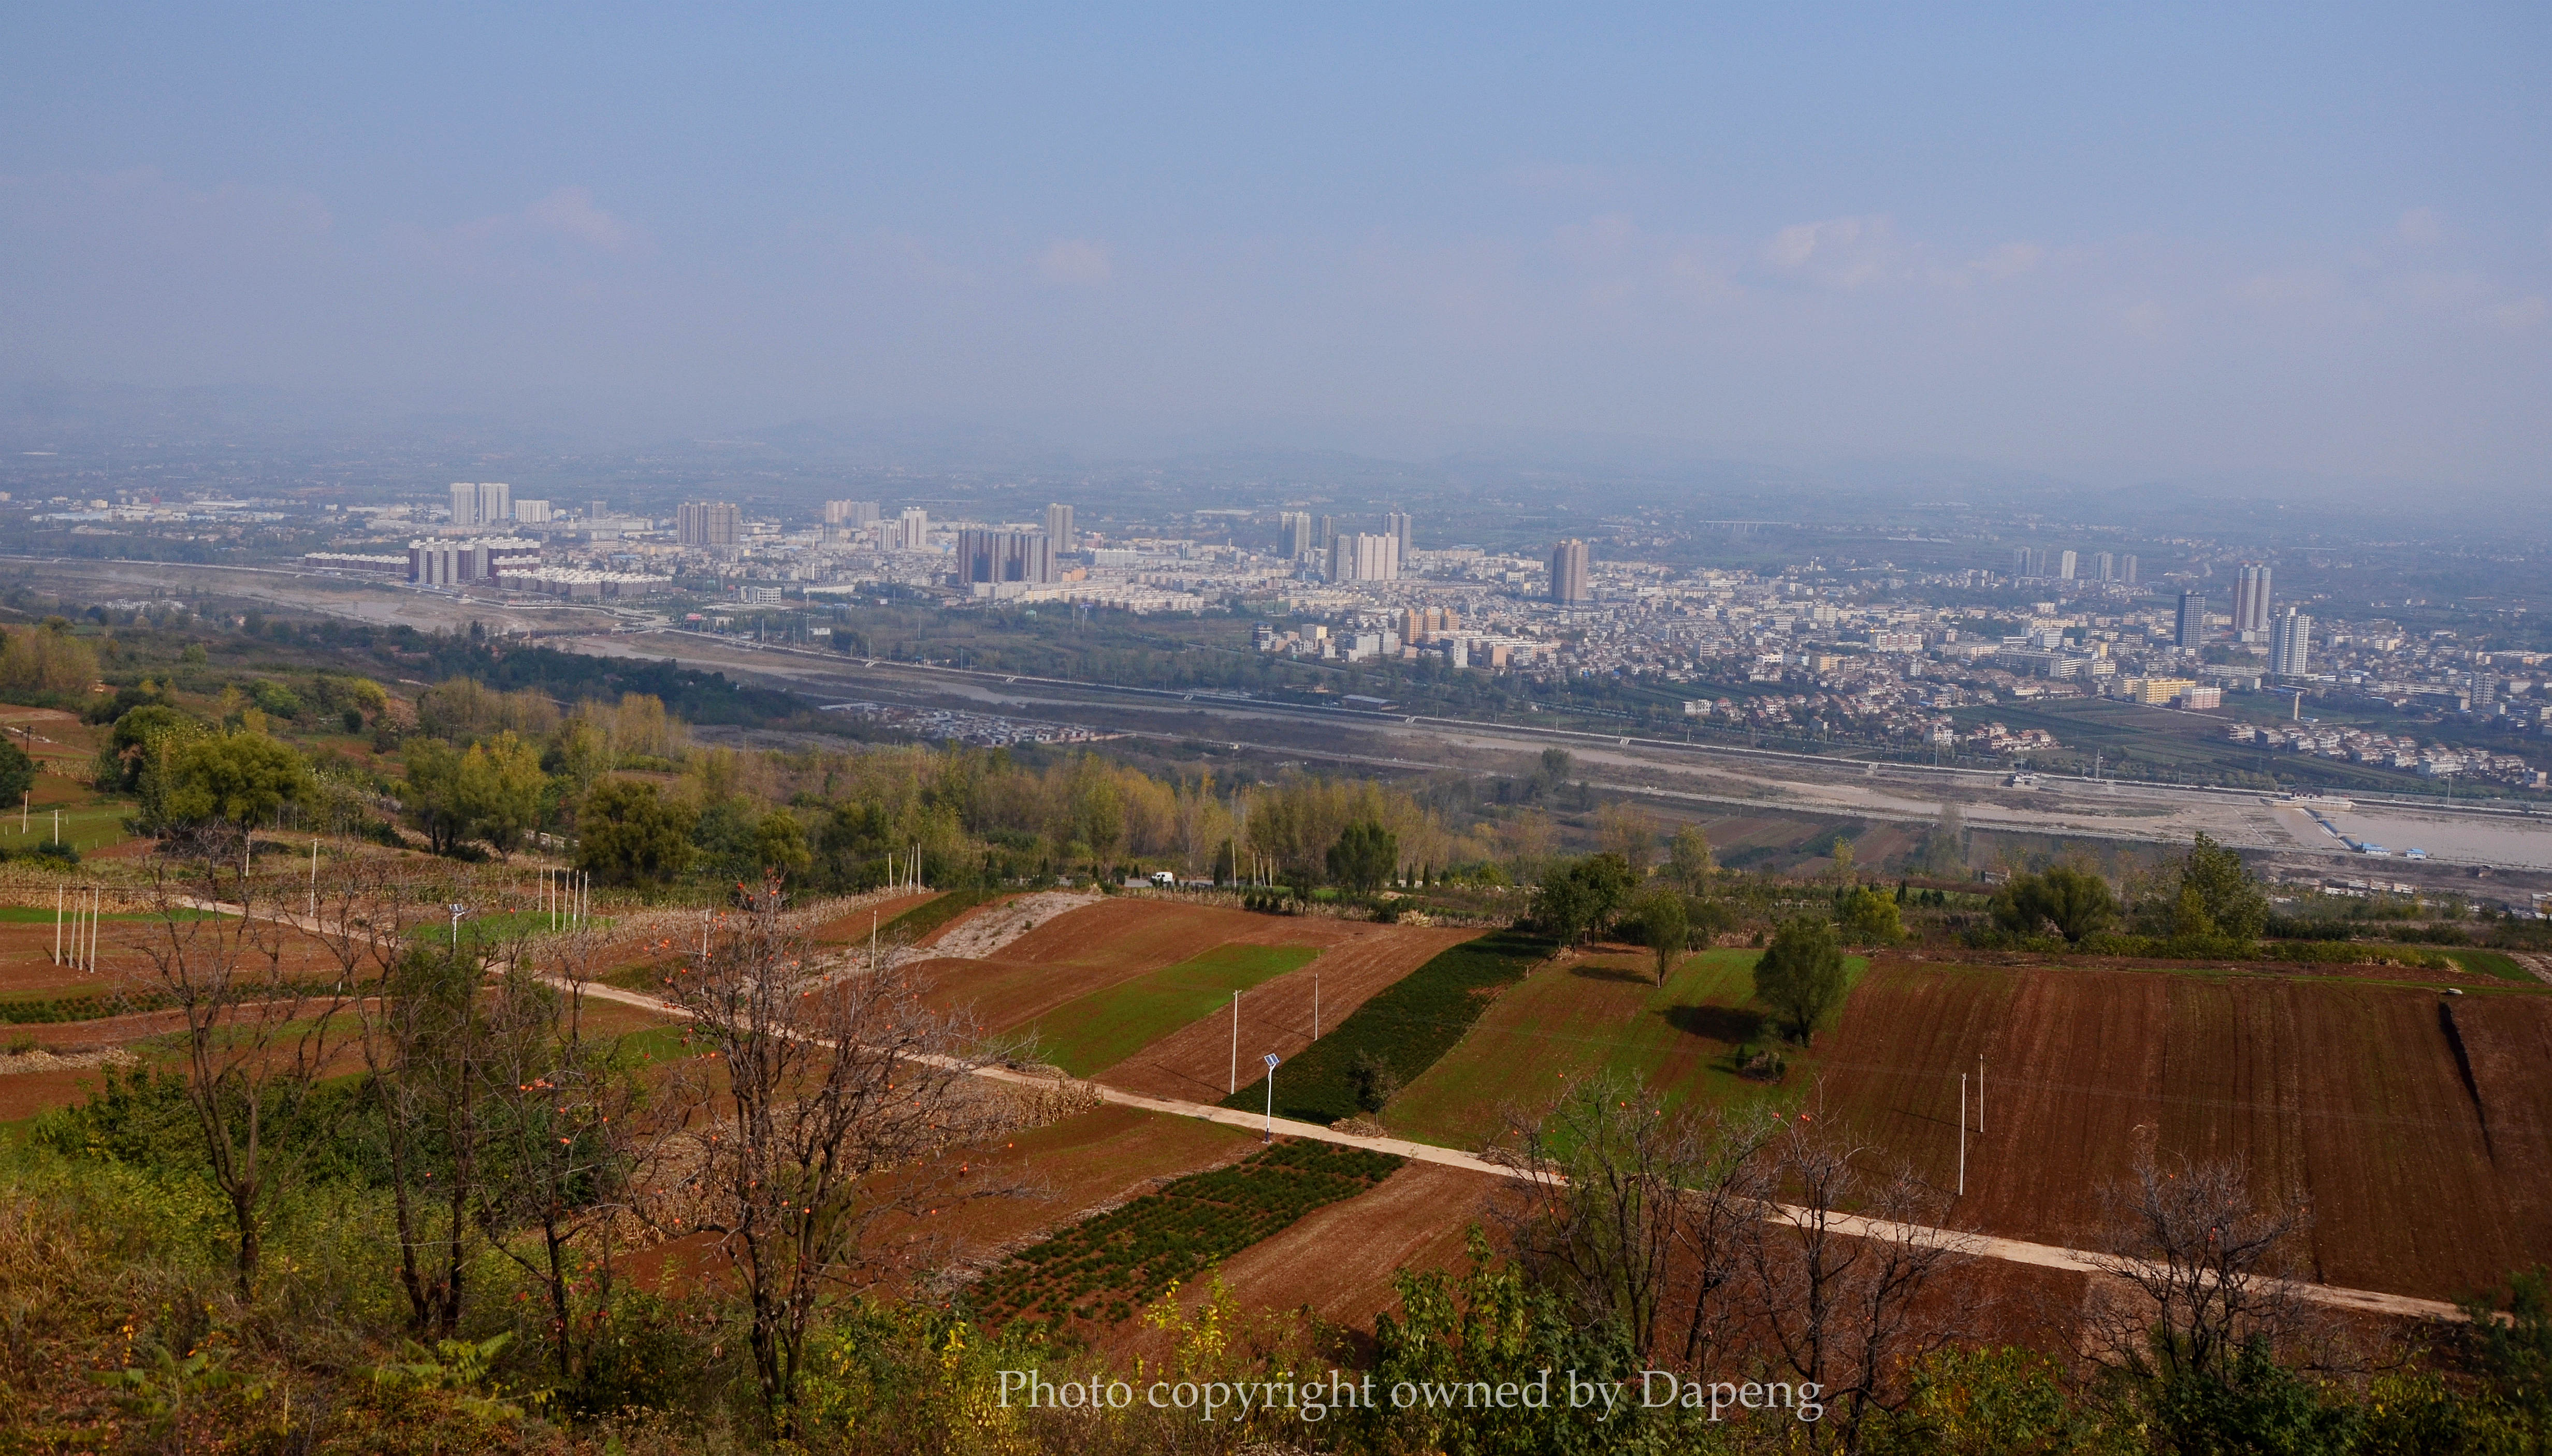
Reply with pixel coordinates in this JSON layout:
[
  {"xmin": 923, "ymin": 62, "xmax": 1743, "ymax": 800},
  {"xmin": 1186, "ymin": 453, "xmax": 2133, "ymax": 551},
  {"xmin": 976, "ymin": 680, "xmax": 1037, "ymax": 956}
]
[
  {"xmin": 1043, "ymin": 503, "xmax": 1075, "ymax": 547},
  {"xmin": 2271, "ymin": 607, "xmax": 2311, "ymax": 677},
  {"xmin": 2058, "ymin": 549, "xmax": 2078, "ymax": 580},
  {"xmin": 897, "ymin": 507, "xmax": 930, "ymax": 550},
  {"xmin": 1385, "ymin": 510, "xmax": 1413, "ymax": 560},
  {"xmin": 2233, "ymin": 563, "xmax": 2272, "ymax": 637},
  {"xmin": 956, "ymin": 529, "xmax": 1055, "ymax": 585},
  {"xmin": 1276, "ymin": 512, "xmax": 1312, "ymax": 558},
  {"xmin": 514, "ymin": 500, "xmax": 552, "ymax": 525},
  {"xmin": 824, "ymin": 500, "xmax": 881, "ymax": 527},
  {"xmin": 447, "ymin": 482, "xmax": 514, "ymax": 527},
  {"xmin": 1316, "ymin": 515, "xmax": 1339, "ymax": 555},
  {"xmin": 1327, "ymin": 533, "xmax": 1400, "ymax": 582},
  {"xmin": 1549, "ymin": 539, "xmax": 1592, "ymax": 605},
  {"xmin": 2093, "ymin": 551, "xmax": 2115, "ymax": 581},
  {"xmin": 2121, "ymin": 555, "xmax": 2139, "ymax": 584},
  {"xmin": 676, "ymin": 501, "xmax": 742, "ymax": 547},
  {"xmin": 2176, "ymin": 591, "xmax": 2209, "ymax": 650}
]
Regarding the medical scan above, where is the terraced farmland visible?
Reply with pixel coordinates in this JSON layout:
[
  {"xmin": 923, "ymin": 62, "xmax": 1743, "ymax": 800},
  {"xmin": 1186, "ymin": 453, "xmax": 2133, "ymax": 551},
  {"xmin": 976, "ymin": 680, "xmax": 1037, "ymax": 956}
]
[
  {"xmin": 1385, "ymin": 945, "xmax": 1866, "ymax": 1149},
  {"xmin": 967, "ymin": 1138, "xmax": 1402, "ymax": 1331},
  {"xmin": 1023, "ymin": 942, "xmax": 1320, "ymax": 1076}
]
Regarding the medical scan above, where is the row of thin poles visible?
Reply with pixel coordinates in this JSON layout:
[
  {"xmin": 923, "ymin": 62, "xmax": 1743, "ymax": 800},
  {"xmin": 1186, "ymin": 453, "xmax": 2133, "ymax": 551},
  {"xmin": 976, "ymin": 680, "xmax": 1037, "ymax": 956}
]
[
  {"xmin": 546, "ymin": 867, "xmax": 591, "ymax": 931},
  {"xmin": 886, "ymin": 842, "xmax": 924, "ymax": 894},
  {"xmin": 52, "ymin": 884, "xmax": 103, "ymax": 972}
]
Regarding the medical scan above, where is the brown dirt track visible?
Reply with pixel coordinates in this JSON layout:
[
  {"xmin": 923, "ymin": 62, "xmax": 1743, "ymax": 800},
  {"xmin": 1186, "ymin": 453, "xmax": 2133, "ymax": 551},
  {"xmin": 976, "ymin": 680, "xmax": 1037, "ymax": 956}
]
[
  {"xmin": 1096, "ymin": 923, "xmax": 1481, "ymax": 1102},
  {"xmin": 1815, "ymin": 960, "xmax": 2552, "ymax": 1301},
  {"xmin": 910, "ymin": 900, "xmax": 1372, "ymax": 1035}
]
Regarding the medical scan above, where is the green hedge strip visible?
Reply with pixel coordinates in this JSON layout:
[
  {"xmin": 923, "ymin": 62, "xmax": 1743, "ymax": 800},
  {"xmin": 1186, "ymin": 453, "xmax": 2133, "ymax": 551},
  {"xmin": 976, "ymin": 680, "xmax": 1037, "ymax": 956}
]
[{"xmin": 1219, "ymin": 928, "xmax": 1555, "ymax": 1125}]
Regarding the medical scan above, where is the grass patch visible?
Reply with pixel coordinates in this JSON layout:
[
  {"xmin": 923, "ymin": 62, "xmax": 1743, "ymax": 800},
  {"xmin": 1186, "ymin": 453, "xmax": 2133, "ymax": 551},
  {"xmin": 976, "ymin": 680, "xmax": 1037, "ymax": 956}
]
[
  {"xmin": 1025, "ymin": 943, "xmax": 1321, "ymax": 1076},
  {"xmin": 0, "ymin": 907, "xmax": 229, "ymax": 924},
  {"xmin": 968, "ymin": 1138, "xmax": 1400, "ymax": 1330},
  {"xmin": 1385, "ymin": 947, "xmax": 1867, "ymax": 1149},
  {"xmin": 1218, "ymin": 928, "xmax": 1554, "ymax": 1126},
  {"xmin": 2433, "ymin": 947, "xmax": 2536, "ymax": 983}
]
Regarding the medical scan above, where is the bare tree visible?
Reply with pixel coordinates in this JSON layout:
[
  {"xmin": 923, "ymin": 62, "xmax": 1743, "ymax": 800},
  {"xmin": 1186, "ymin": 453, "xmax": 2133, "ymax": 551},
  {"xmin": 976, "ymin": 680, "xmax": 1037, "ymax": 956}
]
[
  {"xmin": 1498, "ymin": 1077, "xmax": 1689, "ymax": 1362},
  {"xmin": 1743, "ymin": 1119, "xmax": 1971, "ymax": 1452},
  {"xmin": 1673, "ymin": 1102, "xmax": 1780, "ymax": 1377},
  {"xmin": 313, "ymin": 862, "xmax": 497, "ymax": 1339},
  {"xmin": 1497, "ymin": 1078, "xmax": 1778, "ymax": 1370},
  {"xmin": 652, "ymin": 877, "xmax": 1011, "ymax": 1435},
  {"xmin": 474, "ymin": 930, "xmax": 644, "ymax": 1395},
  {"xmin": 2083, "ymin": 1152, "xmax": 2312, "ymax": 1386},
  {"xmin": 133, "ymin": 840, "xmax": 372, "ymax": 1297}
]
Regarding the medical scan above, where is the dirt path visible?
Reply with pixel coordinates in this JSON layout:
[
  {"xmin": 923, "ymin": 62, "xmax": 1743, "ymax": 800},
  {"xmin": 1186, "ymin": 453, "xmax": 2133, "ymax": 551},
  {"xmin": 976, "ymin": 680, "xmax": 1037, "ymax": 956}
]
[
  {"xmin": 559, "ymin": 973, "xmax": 2467, "ymax": 1324},
  {"xmin": 1096, "ymin": 924, "xmax": 1477, "ymax": 1102}
]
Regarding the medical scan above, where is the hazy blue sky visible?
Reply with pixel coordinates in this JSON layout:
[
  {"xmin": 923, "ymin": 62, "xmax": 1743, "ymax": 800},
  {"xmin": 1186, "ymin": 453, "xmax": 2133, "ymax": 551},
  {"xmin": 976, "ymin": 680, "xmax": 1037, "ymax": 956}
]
[{"xmin": 4, "ymin": 5, "xmax": 2546, "ymax": 486}]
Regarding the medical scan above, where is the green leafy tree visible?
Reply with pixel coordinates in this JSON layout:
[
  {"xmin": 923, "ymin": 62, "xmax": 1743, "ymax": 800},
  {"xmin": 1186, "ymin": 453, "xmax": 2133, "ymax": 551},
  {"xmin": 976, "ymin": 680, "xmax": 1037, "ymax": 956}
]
[
  {"xmin": 754, "ymin": 810, "xmax": 814, "ymax": 884},
  {"xmin": 1991, "ymin": 865, "xmax": 2116, "ymax": 943},
  {"xmin": 1839, "ymin": 885, "xmax": 1905, "ymax": 947},
  {"xmin": 550, "ymin": 715, "xmax": 614, "ymax": 797},
  {"xmin": 399, "ymin": 738, "xmax": 476, "ymax": 856},
  {"xmin": 1665, "ymin": 824, "xmax": 1714, "ymax": 890},
  {"xmin": 162, "ymin": 731, "xmax": 315, "ymax": 834},
  {"xmin": 1635, "ymin": 889, "xmax": 1687, "ymax": 985},
  {"xmin": 1325, "ymin": 817, "xmax": 1398, "ymax": 894},
  {"xmin": 0, "ymin": 735, "xmax": 34, "ymax": 809},
  {"xmin": 576, "ymin": 780, "xmax": 695, "ymax": 887},
  {"xmin": 2178, "ymin": 833, "xmax": 2268, "ymax": 945},
  {"xmin": 1533, "ymin": 853, "xmax": 1635, "ymax": 944},
  {"xmin": 456, "ymin": 731, "xmax": 546, "ymax": 861},
  {"xmin": 1754, "ymin": 916, "xmax": 1848, "ymax": 1044}
]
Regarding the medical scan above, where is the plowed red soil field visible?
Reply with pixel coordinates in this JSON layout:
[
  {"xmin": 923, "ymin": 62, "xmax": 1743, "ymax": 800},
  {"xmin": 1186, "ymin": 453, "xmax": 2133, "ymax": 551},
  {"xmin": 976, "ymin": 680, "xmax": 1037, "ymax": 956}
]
[
  {"xmin": 1097, "ymin": 924, "xmax": 1481, "ymax": 1102},
  {"xmin": 1815, "ymin": 961, "xmax": 2552, "ymax": 1301},
  {"xmin": 623, "ymin": 1103, "xmax": 1260, "ymax": 1299},
  {"xmin": 912, "ymin": 901, "xmax": 1374, "ymax": 1034},
  {"xmin": 1202, "ymin": 1160, "xmax": 1495, "ymax": 1328},
  {"xmin": 1, "ymin": 915, "xmax": 164, "ymax": 996},
  {"xmin": 806, "ymin": 892, "xmax": 944, "ymax": 945}
]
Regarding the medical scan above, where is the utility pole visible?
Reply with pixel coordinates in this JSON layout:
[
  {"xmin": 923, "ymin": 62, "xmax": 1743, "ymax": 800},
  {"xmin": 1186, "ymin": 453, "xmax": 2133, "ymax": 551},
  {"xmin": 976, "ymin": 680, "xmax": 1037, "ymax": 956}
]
[
  {"xmin": 1229, "ymin": 989, "xmax": 1241, "ymax": 1095},
  {"xmin": 1314, "ymin": 971, "xmax": 1321, "ymax": 1040},
  {"xmin": 1263, "ymin": 1053, "xmax": 1281, "ymax": 1141},
  {"xmin": 1978, "ymin": 1054, "xmax": 1985, "ymax": 1133},
  {"xmin": 1958, "ymin": 1073, "xmax": 1967, "ymax": 1197}
]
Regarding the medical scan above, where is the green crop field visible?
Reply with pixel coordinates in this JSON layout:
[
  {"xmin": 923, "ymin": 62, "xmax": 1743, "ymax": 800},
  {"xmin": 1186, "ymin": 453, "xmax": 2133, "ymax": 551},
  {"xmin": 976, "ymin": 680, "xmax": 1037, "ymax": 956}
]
[
  {"xmin": 0, "ymin": 798, "xmax": 132, "ymax": 855},
  {"xmin": 1387, "ymin": 947, "xmax": 1867, "ymax": 1150},
  {"xmin": 1220, "ymin": 929, "xmax": 1554, "ymax": 1125},
  {"xmin": 967, "ymin": 1138, "xmax": 1401, "ymax": 1330},
  {"xmin": 1026, "ymin": 942, "xmax": 1320, "ymax": 1076},
  {"xmin": 879, "ymin": 888, "xmax": 1001, "ymax": 943},
  {"xmin": 2433, "ymin": 947, "xmax": 2536, "ymax": 983}
]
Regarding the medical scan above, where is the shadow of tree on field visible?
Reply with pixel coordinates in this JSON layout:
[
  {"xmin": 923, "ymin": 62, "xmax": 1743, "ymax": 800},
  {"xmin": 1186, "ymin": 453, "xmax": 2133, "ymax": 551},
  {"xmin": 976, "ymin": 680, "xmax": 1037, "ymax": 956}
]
[{"xmin": 1667, "ymin": 1003, "xmax": 1766, "ymax": 1043}]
